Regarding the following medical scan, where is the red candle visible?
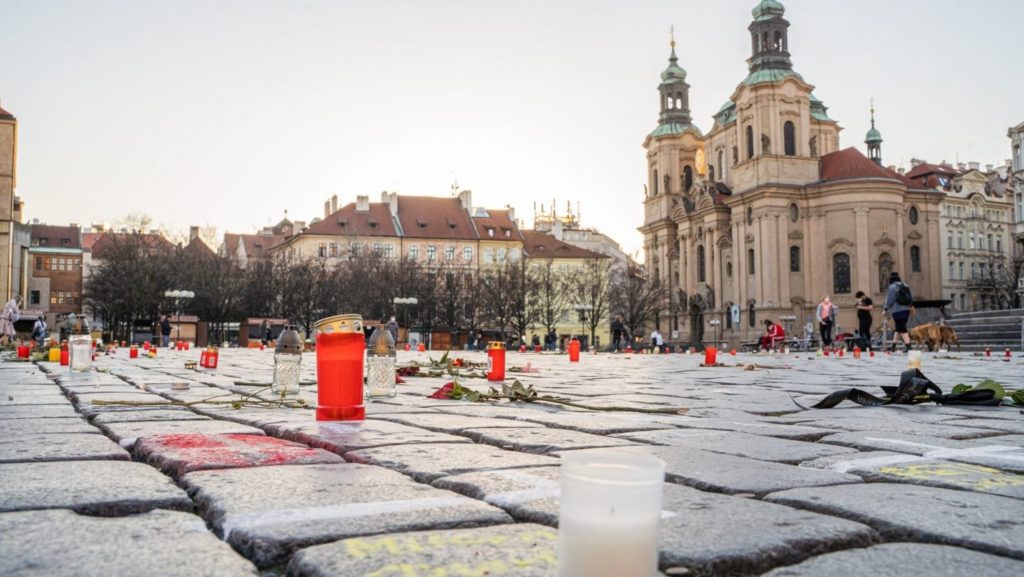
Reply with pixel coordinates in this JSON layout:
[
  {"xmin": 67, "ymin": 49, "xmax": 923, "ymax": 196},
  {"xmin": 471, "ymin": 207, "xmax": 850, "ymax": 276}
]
[
  {"xmin": 704, "ymin": 346, "xmax": 717, "ymax": 366},
  {"xmin": 487, "ymin": 342, "xmax": 506, "ymax": 380},
  {"xmin": 130, "ymin": 347, "xmax": 139, "ymax": 359},
  {"xmin": 315, "ymin": 315, "xmax": 365, "ymax": 421},
  {"xmin": 17, "ymin": 345, "xmax": 29, "ymax": 359},
  {"xmin": 60, "ymin": 350, "xmax": 69, "ymax": 366},
  {"xmin": 417, "ymin": 343, "xmax": 426, "ymax": 352},
  {"xmin": 568, "ymin": 338, "xmax": 581, "ymax": 362}
]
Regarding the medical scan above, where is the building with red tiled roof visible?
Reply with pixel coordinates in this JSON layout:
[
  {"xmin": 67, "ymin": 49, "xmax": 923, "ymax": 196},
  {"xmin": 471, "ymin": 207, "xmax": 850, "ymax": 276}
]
[
  {"xmin": 640, "ymin": 1, "xmax": 945, "ymax": 346},
  {"xmin": 270, "ymin": 190, "xmax": 523, "ymax": 269}
]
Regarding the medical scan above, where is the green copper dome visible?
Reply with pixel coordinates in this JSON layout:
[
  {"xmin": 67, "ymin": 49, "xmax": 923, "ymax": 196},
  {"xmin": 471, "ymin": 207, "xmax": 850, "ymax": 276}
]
[
  {"xmin": 752, "ymin": 0, "xmax": 785, "ymax": 20},
  {"xmin": 661, "ymin": 47, "xmax": 687, "ymax": 82},
  {"xmin": 865, "ymin": 126, "xmax": 883, "ymax": 143}
]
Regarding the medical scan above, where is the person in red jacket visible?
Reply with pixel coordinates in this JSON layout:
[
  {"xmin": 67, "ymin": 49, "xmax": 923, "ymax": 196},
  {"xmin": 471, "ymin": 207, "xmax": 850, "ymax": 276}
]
[{"xmin": 759, "ymin": 319, "xmax": 786, "ymax": 351}]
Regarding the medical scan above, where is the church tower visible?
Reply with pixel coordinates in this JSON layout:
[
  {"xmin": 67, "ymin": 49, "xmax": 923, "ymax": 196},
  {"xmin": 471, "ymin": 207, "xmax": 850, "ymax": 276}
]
[
  {"xmin": 639, "ymin": 32, "xmax": 704, "ymax": 333},
  {"xmin": 747, "ymin": 0, "xmax": 793, "ymax": 74},
  {"xmin": 865, "ymin": 102, "xmax": 883, "ymax": 166}
]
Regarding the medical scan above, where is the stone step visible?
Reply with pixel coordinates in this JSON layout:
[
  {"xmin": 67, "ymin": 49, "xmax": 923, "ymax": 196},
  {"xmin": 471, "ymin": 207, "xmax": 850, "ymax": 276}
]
[{"xmin": 948, "ymin": 309, "xmax": 1024, "ymax": 322}]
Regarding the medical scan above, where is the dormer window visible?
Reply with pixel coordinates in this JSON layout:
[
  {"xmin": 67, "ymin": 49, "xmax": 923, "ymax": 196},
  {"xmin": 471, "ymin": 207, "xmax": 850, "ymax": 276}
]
[
  {"xmin": 61, "ymin": 238, "xmax": 70, "ymax": 245},
  {"xmin": 446, "ymin": 217, "xmax": 457, "ymax": 229},
  {"xmin": 486, "ymin": 227, "xmax": 494, "ymax": 237},
  {"xmin": 417, "ymin": 217, "xmax": 428, "ymax": 228},
  {"xmin": 368, "ymin": 219, "xmax": 378, "ymax": 228},
  {"xmin": 504, "ymin": 229, "xmax": 511, "ymax": 238},
  {"xmin": 39, "ymin": 238, "xmax": 48, "ymax": 246},
  {"xmin": 338, "ymin": 218, "xmax": 348, "ymax": 227}
]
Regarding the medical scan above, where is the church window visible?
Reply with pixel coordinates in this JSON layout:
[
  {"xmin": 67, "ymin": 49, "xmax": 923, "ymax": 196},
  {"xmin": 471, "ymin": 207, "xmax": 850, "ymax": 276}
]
[
  {"xmin": 908, "ymin": 206, "xmax": 919, "ymax": 225},
  {"xmin": 783, "ymin": 121, "xmax": 796, "ymax": 156},
  {"xmin": 789, "ymin": 203, "xmax": 799, "ymax": 222},
  {"xmin": 833, "ymin": 253, "xmax": 851, "ymax": 294},
  {"xmin": 790, "ymin": 246, "xmax": 801, "ymax": 272},
  {"xmin": 748, "ymin": 248, "xmax": 756, "ymax": 275},
  {"xmin": 910, "ymin": 246, "xmax": 921, "ymax": 273},
  {"xmin": 726, "ymin": 261, "xmax": 733, "ymax": 278},
  {"xmin": 697, "ymin": 245, "xmax": 706, "ymax": 282},
  {"xmin": 746, "ymin": 206, "xmax": 753, "ymax": 225},
  {"xmin": 683, "ymin": 166, "xmax": 693, "ymax": 192},
  {"xmin": 878, "ymin": 252, "xmax": 893, "ymax": 293},
  {"xmin": 746, "ymin": 126, "xmax": 754, "ymax": 159},
  {"xmin": 762, "ymin": 32, "xmax": 769, "ymax": 52},
  {"xmin": 653, "ymin": 170, "xmax": 659, "ymax": 195}
]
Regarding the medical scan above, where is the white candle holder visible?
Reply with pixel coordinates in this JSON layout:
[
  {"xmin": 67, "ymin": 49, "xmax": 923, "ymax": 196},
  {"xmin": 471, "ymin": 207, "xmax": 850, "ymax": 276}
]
[{"xmin": 558, "ymin": 449, "xmax": 665, "ymax": 577}]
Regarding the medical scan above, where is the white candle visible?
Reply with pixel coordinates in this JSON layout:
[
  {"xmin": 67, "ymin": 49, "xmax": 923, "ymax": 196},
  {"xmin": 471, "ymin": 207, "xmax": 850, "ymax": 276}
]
[
  {"xmin": 558, "ymin": 450, "xmax": 665, "ymax": 577},
  {"xmin": 908, "ymin": 350, "xmax": 922, "ymax": 369}
]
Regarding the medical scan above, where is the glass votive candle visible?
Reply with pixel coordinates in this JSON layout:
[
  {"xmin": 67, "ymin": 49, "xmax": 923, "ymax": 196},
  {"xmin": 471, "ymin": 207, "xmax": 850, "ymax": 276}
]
[
  {"xmin": 908, "ymin": 350, "xmax": 922, "ymax": 370},
  {"xmin": 314, "ymin": 314, "xmax": 365, "ymax": 421},
  {"xmin": 558, "ymin": 449, "xmax": 665, "ymax": 577}
]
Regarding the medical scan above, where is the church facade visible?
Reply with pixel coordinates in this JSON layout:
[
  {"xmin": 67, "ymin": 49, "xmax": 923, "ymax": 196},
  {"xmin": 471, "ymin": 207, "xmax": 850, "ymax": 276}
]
[{"xmin": 639, "ymin": 0, "xmax": 944, "ymax": 346}]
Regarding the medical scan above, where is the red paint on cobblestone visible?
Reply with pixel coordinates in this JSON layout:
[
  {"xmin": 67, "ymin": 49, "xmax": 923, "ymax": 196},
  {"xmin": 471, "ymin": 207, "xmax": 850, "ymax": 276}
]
[{"xmin": 136, "ymin": 433, "xmax": 344, "ymax": 477}]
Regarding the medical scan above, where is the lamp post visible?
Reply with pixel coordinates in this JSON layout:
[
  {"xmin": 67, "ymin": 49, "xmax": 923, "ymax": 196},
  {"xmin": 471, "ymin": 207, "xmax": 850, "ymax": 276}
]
[
  {"xmin": 164, "ymin": 290, "xmax": 194, "ymax": 343},
  {"xmin": 574, "ymin": 304, "xmax": 593, "ymax": 348},
  {"xmin": 708, "ymin": 319, "xmax": 721, "ymax": 349}
]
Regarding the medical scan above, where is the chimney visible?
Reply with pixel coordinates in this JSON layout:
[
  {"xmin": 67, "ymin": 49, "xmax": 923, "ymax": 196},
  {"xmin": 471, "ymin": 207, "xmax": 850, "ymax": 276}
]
[
  {"xmin": 356, "ymin": 195, "xmax": 370, "ymax": 213},
  {"xmin": 331, "ymin": 194, "xmax": 338, "ymax": 214},
  {"xmin": 189, "ymin": 226, "xmax": 199, "ymax": 241},
  {"xmin": 324, "ymin": 200, "xmax": 331, "ymax": 218},
  {"xmin": 384, "ymin": 191, "xmax": 399, "ymax": 217},
  {"xmin": 968, "ymin": 161, "xmax": 980, "ymax": 171},
  {"xmin": 506, "ymin": 205, "xmax": 516, "ymax": 223},
  {"xmin": 458, "ymin": 189, "xmax": 473, "ymax": 211}
]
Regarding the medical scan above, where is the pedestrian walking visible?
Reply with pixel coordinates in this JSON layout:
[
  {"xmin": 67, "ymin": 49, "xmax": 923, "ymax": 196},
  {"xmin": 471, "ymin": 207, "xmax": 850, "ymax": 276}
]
[
  {"xmin": 385, "ymin": 315, "xmax": 399, "ymax": 343},
  {"xmin": 611, "ymin": 316, "xmax": 625, "ymax": 352},
  {"xmin": 650, "ymin": 328, "xmax": 664, "ymax": 353},
  {"xmin": 816, "ymin": 296, "xmax": 837, "ymax": 349},
  {"xmin": 0, "ymin": 295, "xmax": 22, "ymax": 346},
  {"xmin": 160, "ymin": 315, "xmax": 172, "ymax": 347},
  {"xmin": 883, "ymin": 271, "xmax": 914, "ymax": 352},
  {"xmin": 32, "ymin": 316, "xmax": 47, "ymax": 349},
  {"xmin": 855, "ymin": 290, "xmax": 874, "ymax": 349}
]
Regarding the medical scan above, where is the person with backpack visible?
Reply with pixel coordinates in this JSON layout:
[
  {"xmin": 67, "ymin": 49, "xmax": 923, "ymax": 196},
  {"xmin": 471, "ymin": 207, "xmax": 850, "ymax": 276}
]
[
  {"xmin": 855, "ymin": 290, "xmax": 874, "ymax": 349},
  {"xmin": 883, "ymin": 271, "xmax": 914, "ymax": 352},
  {"xmin": 815, "ymin": 295, "xmax": 837, "ymax": 349}
]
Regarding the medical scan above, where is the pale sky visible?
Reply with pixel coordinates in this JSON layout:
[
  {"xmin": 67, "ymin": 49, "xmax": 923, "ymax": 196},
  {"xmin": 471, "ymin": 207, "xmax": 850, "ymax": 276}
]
[{"xmin": 2, "ymin": 0, "xmax": 1021, "ymax": 255}]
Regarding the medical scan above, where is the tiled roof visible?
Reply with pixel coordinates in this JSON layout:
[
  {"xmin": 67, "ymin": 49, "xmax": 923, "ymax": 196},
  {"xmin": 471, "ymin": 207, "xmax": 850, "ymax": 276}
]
[
  {"xmin": 521, "ymin": 230, "xmax": 609, "ymax": 259},
  {"xmin": 303, "ymin": 202, "xmax": 398, "ymax": 237},
  {"xmin": 471, "ymin": 208, "xmax": 522, "ymax": 242},
  {"xmin": 183, "ymin": 236, "xmax": 216, "ymax": 257},
  {"xmin": 396, "ymin": 196, "xmax": 476, "ymax": 240},
  {"xmin": 81, "ymin": 232, "xmax": 102, "ymax": 251},
  {"xmin": 30, "ymin": 224, "xmax": 81, "ymax": 249},
  {"xmin": 905, "ymin": 162, "xmax": 957, "ymax": 180},
  {"xmin": 819, "ymin": 147, "xmax": 905, "ymax": 184},
  {"xmin": 224, "ymin": 233, "xmax": 283, "ymax": 259},
  {"xmin": 90, "ymin": 232, "xmax": 176, "ymax": 259},
  {"xmin": 0, "ymin": 105, "xmax": 14, "ymax": 120}
]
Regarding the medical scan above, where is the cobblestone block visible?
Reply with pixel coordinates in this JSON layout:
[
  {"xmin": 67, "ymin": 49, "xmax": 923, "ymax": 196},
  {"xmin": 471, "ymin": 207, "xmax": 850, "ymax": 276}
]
[
  {"xmin": 0, "ymin": 417, "xmax": 97, "ymax": 435},
  {"xmin": 346, "ymin": 442, "xmax": 558, "ymax": 483},
  {"xmin": 0, "ymin": 460, "xmax": 192, "ymax": 514},
  {"xmin": 369, "ymin": 412, "xmax": 546, "ymax": 434},
  {"xmin": 761, "ymin": 543, "xmax": 1024, "ymax": 577},
  {"xmin": 616, "ymin": 429, "xmax": 856, "ymax": 464},
  {"xmin": 0, "ymin": 434, "xmax": 130, "ymax": 463},
  {"xmin": 182, "ymin": 463, "xmax": 511, "ymax": 568},
  {"xmin": 269, "ymin": 419, "xmax": 472, "ymax": 455},
  {"xmin": 462, "ymin": 426, "xmax": 638, "ymax": 454},
  {"xmin": 0, "ymin": 509, "xmax": 258, "ymax": 577},
  {"xmin": 136, "ymin": 433, "xmax": 344, "ymax": 478},
  {"xmin": 765, "ymin": 483, "xmax": 1024, "ymax": 560},
  {"xmin": 96, "ymin": 419, "xmax": 266, "ymax": 449}
]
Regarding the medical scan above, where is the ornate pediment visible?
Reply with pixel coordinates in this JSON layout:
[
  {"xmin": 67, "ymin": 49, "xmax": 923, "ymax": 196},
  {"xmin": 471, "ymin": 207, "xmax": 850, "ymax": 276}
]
[
  {"xmin": 906, "ymin": 230, "xmax": 923, "ymax": 240},
  {"xmin": 716, "ymin": 235, "xmax": 732, "ymax": 248},
  {"xmin": 827, "ymin": 237, "xmax": 855, "ymax": 250},
  {"xmin": 788, "ymin": 229, "xmax": 804, "ymax": 240},
  {"xmin": 745, "ymin": 233, "xmax": 755, "ymax": 243},
  {"xmin": 874, "ymin": 234, "xmax": 896, "ymax": 249}
]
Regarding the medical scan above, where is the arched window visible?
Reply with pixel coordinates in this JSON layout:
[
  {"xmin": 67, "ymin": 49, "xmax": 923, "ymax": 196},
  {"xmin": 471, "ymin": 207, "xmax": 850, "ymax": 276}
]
[
  {"xmin": 908, "ymin": 206, "xmax": 919, "ymax": 225},
  {"xmin": 911, "ymin": 245, "xmax": 921, "ymax": 273},
  {"xmin": 789, "ymin": 203, "xmax": 799, "ymax": 222},
  {"xmin": 833, "ymin": 253, "xmax": 851, "ymax": 294},
  {"xmin": 697, "ymin": 245, "xmax": 706, "ymax": 283},
  {"xmin": 746, "ymin": 206, "xmax": 753, "ymax": 225},
  {"xmin": 774, "ymin": 30, "xmax": 782, "ymax": 51},
  {"xmin": 653, "ymin": 169, "xmax": 659, "ymax": 196},
  {"xmin": 790, "ymin": 246, "xmax": 800, "ymax": 272},
  {"xmin": 746, "ymin": 126, "xmax": 754, "ymax": 159},
  {"xmin": 783, "ymin": 121, "xmax": 796, "ymax": 156},
  {"xmin": 747, "ymin": 248, "xmax": 756, "ymax": 275},
  {"xmin": 878, "ymin": 252, "xmax": 893, "ymax": 293},
  {"xmin": 726, "ymin": 261, "xmax": 733, "ymax": 278},
  {"xmin": 683, "ymin": 166, "xmax": 693, "ymax": 192}
]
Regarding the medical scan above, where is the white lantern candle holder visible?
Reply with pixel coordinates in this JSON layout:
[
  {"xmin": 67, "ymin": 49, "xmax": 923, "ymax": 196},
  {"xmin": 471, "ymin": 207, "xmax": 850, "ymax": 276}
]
[{"xmin": 558, "ymin": 449, "xmax": 665, "ymax": 577}]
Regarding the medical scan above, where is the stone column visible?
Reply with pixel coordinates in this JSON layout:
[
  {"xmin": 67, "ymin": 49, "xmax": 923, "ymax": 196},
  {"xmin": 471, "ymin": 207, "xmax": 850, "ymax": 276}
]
[
  {"xmin": 732, "ymin": 218, "xmax": 743, "ymax": 312},
  {"xmin": 854, "ymin": 207, "xmax": 870, "ymax": 295},
  {"xmin": 895, "ymin": 208, "xmax": 906, "ymax": 275},
  {"xmin": 777, "ymin": 214, "xmax": 790, "ymax": 306}
]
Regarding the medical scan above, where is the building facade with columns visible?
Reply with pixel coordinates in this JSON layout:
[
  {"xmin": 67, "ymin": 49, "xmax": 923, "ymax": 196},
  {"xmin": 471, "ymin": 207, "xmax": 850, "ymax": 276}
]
[
  {"xmin": 639, "ymin": 1, "xmax": 944, "ymax": 345},
  {"xmin": 1010, "ymin": 122, "xmax": 1024, "ymax": 247}
]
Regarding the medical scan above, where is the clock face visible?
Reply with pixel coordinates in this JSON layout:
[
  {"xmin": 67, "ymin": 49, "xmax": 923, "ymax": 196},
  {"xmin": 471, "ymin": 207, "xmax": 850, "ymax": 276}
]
[{"xmin": 695, "ymin": 148, "xmax": 706, "ymax": 175}]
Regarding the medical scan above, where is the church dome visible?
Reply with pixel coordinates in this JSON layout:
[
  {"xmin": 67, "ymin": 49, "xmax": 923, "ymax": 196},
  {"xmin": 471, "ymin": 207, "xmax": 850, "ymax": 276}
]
[
  {"xmin": 752, "ymin": 0, "xmax": 785, "ymax": 20},
  {"xmin": 661, "ymin": 48, "xmax": 687, "ymax": 82},
  {"xmin": 865, "ymin": 126, "xmax": 883, "ymax": 144}
]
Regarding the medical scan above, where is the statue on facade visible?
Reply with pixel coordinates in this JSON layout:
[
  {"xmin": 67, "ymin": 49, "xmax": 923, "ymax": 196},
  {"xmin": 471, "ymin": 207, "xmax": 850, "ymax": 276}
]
[
  {"xmin": 761, "ymin": 134, "xmax": 771, "ymax": 155},
  {"xmin": 689, "ymin": 293, "xmax": 707, "ymax": 343}
]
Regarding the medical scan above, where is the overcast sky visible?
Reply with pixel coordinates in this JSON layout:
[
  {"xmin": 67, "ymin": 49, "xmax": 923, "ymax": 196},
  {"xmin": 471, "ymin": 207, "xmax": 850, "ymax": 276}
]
[{"xmin": 2, "ymin": 0, "xmax": 1021, "ymax": 254}]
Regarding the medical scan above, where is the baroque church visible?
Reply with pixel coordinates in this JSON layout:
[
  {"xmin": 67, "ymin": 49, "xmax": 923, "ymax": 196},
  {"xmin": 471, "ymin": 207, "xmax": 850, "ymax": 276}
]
[{"xmin": 639, "ymin": 0, "xmax": 943, "ymax": 345}]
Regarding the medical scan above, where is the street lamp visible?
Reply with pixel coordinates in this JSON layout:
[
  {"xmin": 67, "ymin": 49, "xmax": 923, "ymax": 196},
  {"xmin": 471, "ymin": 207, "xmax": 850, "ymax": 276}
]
[
  {"xmin": 708, "ymin": 319, "xmax": 721, "ymax": 348},
  {"xmin": 164, "ymin": 290, "xmax": 194, "ymax": 343},
  {"xmin": 574, "ymin": 304, "xmax": 593, "ymax": 347}
]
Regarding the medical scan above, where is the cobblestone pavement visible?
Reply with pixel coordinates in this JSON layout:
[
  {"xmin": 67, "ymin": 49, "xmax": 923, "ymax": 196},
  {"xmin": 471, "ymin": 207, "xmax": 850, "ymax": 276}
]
[{"xmin": 1, "ymin": 347, "xmax": 1023, "ymax": 576}]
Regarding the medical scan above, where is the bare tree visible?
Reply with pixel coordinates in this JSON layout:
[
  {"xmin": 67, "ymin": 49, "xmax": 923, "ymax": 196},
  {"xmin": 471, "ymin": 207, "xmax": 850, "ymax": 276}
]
[
  {"xmin": 509, "ymin": 258, "xmax": 540, "ymax": 344},
  {"xmin": 479, "ymin": 258, "xmax": 523, "ymax": 340},
  {"xmin": 610, "ymin": 259, "xmax": 667, "ymax": 341},
  {"xmin": 570, "ymin": 257, "xmax": 613, "ymax": 346},
  {"xmin": 531, "ymin": 259, "xmax": 571, "ymax": 334}
]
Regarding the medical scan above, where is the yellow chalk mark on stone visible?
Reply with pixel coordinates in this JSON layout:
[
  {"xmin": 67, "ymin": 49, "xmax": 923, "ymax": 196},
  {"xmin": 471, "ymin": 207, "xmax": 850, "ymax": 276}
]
[
  {"xmin": 879, "ymin": 462, "xmax": 1024, "ymax": 491},
  {"xmin": 345, "ymin": 529, "xmax": 557, "ymax": 565},
  {"xmin": 362, "ymin": 553, "xmax": 558, "ymax": 577}
]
